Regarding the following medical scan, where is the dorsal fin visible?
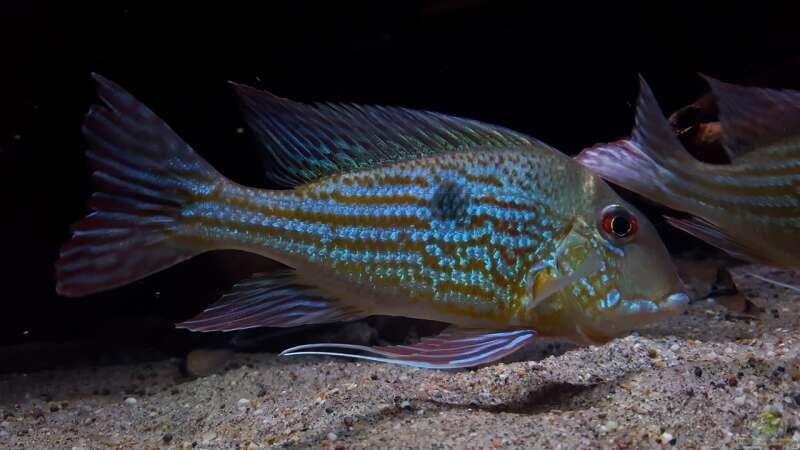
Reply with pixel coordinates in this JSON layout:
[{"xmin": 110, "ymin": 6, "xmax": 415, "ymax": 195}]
[
  {"xmin": 701, "ymin": 74, "xmax": 800, "ymax": 160},
  {"xmin": 631, "ymin": 75, "xmax": 695, "ymax": 167},
  {"xmin": 230, "ymin": 82, "xmax": 544, "ymax": 187}
]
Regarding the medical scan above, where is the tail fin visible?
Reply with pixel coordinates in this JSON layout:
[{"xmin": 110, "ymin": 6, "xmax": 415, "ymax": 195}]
[
  {"xmin": 576, "ymin": 75, "xmax": 697, "ymax": 202},
  {"xmin": 56, "ymin": 74, "xmax": 223, "ymax": 297}
]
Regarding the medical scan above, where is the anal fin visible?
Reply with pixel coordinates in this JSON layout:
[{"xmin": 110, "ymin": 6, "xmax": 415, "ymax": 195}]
[
  {"xmin": 280, "ymin": 327, "xmax": 535, "ymax": 369},
  {"xmin": 176, "ymin": 270, "xmax": 368, "ymax": 332}
]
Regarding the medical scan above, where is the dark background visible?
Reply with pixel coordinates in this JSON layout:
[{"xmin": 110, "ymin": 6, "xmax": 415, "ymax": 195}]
[{"xmin": 1, "ymin": 1, "xmax": 799, "ymax": 373}]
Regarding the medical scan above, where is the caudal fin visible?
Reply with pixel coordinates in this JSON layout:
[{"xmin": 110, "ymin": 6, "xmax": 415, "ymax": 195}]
[{"xmin": 56, "ymin": 74, "xmax": 223, "ymax": 297}]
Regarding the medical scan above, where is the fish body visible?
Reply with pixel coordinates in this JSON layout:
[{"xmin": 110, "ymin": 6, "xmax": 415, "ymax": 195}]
[
  {"xmin": 57, "ymin": 74, "xmax": 688, "ymax": 368},
  {"xmin": 577, "ymin": 76, "xmax": 800, "ymax": 269}
]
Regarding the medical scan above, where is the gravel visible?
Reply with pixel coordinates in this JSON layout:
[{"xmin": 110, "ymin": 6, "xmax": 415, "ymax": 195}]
[{"xmin": 0, "ymin": 261, "xmax": 798, "ymax": 449}]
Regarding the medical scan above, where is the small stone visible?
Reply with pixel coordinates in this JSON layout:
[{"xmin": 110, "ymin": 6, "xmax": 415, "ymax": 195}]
[
  {"xmin": 185, "ymin": 349, "xmax": 234, "ymax": 378},
  {"xmin": 253, "ymin": 408, "xmax": 266, "ymax": 416},
  {"xmin": 201, "ymin": 431, "xmax": 217, "ymax": 444},
  {"xmin": 0, "ymin": 429, "xmax": 9, "ymax": 438},
  {"xmin": 163, "ymin": 433, "xmax": 173, "ymax": 444},
  {"xmin": 49, "ymin": 404, "xmax": 60, "ymax": 412},
  {"xmin": 246, "ymin": 443, "xmax": 259, "ymax": 450},
  {"xmin": 399, "ymin": 400, "xmax": 411, "ymax": 410},
  {"xmin": 647, "ymin": 349, "xmax": 658, "ymax": 359},
  {"xmin": 670, "ymin": 344, "xmax": 680, "ymax": 352},
  {"xmin": 237, "ymin": 398, "xmax": 251, "ymax": 412},
  {"xmin": 327, "ymin": 432, "xmax": 338, "ymax": 442},
  {"xmin": 661, "ymin": 432, "xmax": 676, "ymax": 445},
  {"xmin": 728, "ymin": 376, "xmax": 739, "ymax": 387},
  {"xmin": 31, "ymin": 408, "xmax": 44, "ymax": 419},
  {"xmin": 343, "ymin": 416, "xmax": 354, "ymax": 427},
  {"xmin": 734, "ymin": 396, "xmax": 746, "ymax": 406},
  {"xmin": 694, "ymin": 367, "xmax": 703, "ymax": 378},
  {"xmin": 605, "ymin": 420, "xmax": 618, "ymax": 431},
  {"xmin": 124, "ymin": 397, "xmax": 137, "ymax": 406}
]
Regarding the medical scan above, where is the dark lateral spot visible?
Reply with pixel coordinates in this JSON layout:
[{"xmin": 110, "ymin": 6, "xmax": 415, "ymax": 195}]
[{"xmin": 430, "ymin": 181, "xmax": 470, "ymax": 222}]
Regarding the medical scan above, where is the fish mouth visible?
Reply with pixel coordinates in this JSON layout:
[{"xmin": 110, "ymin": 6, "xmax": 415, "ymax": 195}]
[{"xmin": 618, "ymin": 292, "xmax": 689, "ymax": 317}]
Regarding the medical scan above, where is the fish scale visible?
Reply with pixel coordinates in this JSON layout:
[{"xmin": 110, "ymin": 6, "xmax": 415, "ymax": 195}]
[
  {"xmin": 57, "ymin": 74, "xmax": 689, "ymax": 369},
  {"xmin": 181, "ymin": 150, "xmax": 559, "ymax": 324}
]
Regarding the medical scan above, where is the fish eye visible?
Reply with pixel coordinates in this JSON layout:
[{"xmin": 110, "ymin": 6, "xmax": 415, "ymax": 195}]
[{"xmin": 600, "ymin": 204, "xmax": 638, "ymax": 240}]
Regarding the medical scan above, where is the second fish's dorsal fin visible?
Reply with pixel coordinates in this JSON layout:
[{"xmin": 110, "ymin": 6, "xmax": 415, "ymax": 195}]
[
  {"xmin": 701, "ymin": 74, "xmax": 800, "ymax": 161},
  {"xmin": 631, "ymin": 75, "xmax": 695, "ymax": 167},
  {"xmin": 176, "ymin": 270, "xmax": 368, "ymax": 332},
  {"xmin": 230, "ymin": 82, "xmax": 544, "ymax": 187}
]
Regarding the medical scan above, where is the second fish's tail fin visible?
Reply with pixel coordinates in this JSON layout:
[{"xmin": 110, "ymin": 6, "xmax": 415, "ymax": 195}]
[
  {"xmin": 576, "ymin": 76, "xmax": 699, "ymax": 204},
  {"xmin": 56, "ymin": 74, "xmax": 224, "ymax": 297}
]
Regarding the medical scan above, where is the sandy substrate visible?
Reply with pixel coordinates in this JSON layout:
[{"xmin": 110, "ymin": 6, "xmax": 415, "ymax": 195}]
[{"xmin": 2, "ymin": 263, "xmax": 800, "ymax": 449}]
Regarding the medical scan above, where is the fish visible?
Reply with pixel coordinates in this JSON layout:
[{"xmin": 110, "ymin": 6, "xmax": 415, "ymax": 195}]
[
  {"xmin": 56, "ymin": 74, "xmax": 688, "ymax": 369},
  {"xmin": 576, "ymin": 76, "xmax": 800, "ymax": 270}
]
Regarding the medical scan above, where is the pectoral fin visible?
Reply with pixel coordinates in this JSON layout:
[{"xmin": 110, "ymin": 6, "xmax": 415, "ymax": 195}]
[
  {"xmin": 280, "ymin": 327, "xmax": 535, "ymax": 369},
  {"xmin": 664, "ymin": 216, "xmax": 757, "ymax": 263}
]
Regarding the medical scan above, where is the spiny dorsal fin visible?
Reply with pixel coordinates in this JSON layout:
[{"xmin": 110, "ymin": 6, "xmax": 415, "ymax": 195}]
[
  {"xmin": 230, "ymin": 82, "xmax": 544, "ymax": 187},
  {"xmin": 176, "ymin": 270, "xmax": 368, "ymax": 332},
  {"xmin": 701, "ymin": 74, "xmax": 800, "ymax": 160},
  {"xmin": 631, "ymin": 75, "xmax": 695, "ymax": 167}
]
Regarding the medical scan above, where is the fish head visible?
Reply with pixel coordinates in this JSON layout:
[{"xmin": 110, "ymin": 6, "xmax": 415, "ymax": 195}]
[{"xmin": 525, "ymin": 200, "xmax": 688, "ymax": 344}]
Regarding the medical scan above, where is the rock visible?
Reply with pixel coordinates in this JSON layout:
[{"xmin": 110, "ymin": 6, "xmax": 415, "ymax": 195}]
[
  {"xmin": 124, "ymin": 397, "xmax": 137, "ymax": 406},
  {"xmin": 185, "ymin": 349, "xmax": 234, "ymax": 378},
  {"xmin": 661, "ymin": 432, "xmax": 676, "ymax": 445},
  {"xmin": 163, "ymin": 433, "xmax": 173, "ymax": 444},
  {"xmin": 201, "ymin": 431, "xmax": 217, "ymax": 444},
  {"xmin": 327, "ymin": 432, "xmax": 338, "ymax": 442},
  {"xmin": 237, "ymin": 398, "xmax": 251, "ymax": 412},
  {"xmin": 734, "ymin": 396, "xmax": 746, "ymax": 406}
]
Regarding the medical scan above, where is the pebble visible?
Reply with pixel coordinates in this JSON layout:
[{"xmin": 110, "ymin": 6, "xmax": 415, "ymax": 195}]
[
  {"xmin": 124, "ymin": 397, "xmax": 137, "ymax": 406},
  {"xmin": 201, "ymin": 431, "xmax": 217, "ymax": 444},
  {"xmin": 253, "ymin": 408, "xmax": 266, "ymax": 416},
  {"xmin": 670, "ymin": 344, "xmax": 680, "ymax": 352},
  {"xmin": 247, "ymin": 443, "xmax": 259, "ymax": 450},
  {"xmin": 237, "ymin": 398, "xmax": 251, "ymax": 412},
  {"xmin": 327, "ymin": 432, "xmax": 338, "ymax": 442},
  {"xmin": 661, "ymin": 432, "xmax": 675, "ymax": 445},
  {"xmin": 0, "ymin": 429, "xmax": 9, "ymax": 438},
  {"xmin": 185, "ymin": 349, "xmax": 234, "ymax": 378},
  {"xmin": 734, "ymin": 396, "xmax": 746, "ymax": 406}
]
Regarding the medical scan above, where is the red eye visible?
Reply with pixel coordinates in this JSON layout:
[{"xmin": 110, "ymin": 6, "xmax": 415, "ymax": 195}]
[{"xmin": 600, "ymin": 205, "xmax": 638, "ymax": 239}]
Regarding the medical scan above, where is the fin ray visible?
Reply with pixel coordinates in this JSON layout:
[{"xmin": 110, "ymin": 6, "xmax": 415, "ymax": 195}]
[
  {"xmin": 664, "ymin": 216, "xmax": 757, "ymax": 263},
  {"xmin": 280, "ymin": 328, "xmax": 535, "ymax": 369},
  {"xmin": 702, "ymin": 75, "xmax": 800, "ymax": 160},
  {"xmin": 56, "ymin": 74, "xmax": 222, "ymax": 297},
  {"xmin": 176, "ymin": 270, "xmax": 368, "ymax": 332},
  {"xmin": 230, "ymin": 83, "xmax": 544, "ymax": 187}
]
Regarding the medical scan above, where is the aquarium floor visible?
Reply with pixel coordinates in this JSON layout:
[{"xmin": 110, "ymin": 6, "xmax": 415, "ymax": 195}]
[{"xmin": 2, "ymin": 263, "xmax": 800, "ymax": 449}]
